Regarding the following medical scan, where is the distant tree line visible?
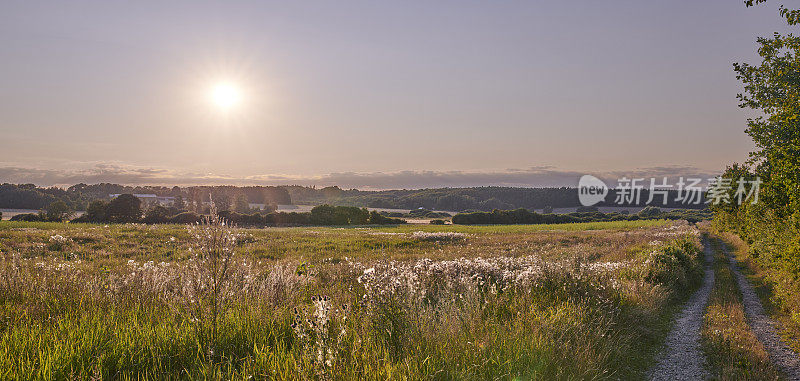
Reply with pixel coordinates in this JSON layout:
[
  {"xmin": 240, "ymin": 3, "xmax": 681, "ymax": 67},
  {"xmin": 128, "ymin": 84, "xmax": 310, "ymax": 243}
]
[
  {"xmin": 452, "ymin": 207, "xmax": 710, "ymax": 225},
  {"xmin": 63, "ymin": 195, "xmax": 405, "ymax": 226},
  {"xmin": 0, "ymin": 183, "xmax": 95, "ymax": 211},
  {"xmin": 380, "ymin": 209, "xmax": 452, "ymax": 219},
  {"xmin": 287, "ymin": 186, "xmax": 707, "ymax": 212},
  {"xmin": 1, "ymin": 182, "xmax": 708, "ymax": 216},
  {"xmin": 0, "ymin": 183, "xmax": 291, "ymax": 212}
]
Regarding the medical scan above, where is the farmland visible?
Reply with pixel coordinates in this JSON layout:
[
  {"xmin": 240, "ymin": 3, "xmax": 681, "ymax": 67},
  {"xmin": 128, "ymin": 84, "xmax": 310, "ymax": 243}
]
[{"xmin": 0, "ymin": 219, "xmax": 704, "ymax": 379}]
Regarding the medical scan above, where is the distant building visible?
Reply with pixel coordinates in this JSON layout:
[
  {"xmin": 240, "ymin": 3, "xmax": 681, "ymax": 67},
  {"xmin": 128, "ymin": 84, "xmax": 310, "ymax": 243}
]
[{"xmin": 109, "ymin": 194, "xmax": 175, "ymax": 206}]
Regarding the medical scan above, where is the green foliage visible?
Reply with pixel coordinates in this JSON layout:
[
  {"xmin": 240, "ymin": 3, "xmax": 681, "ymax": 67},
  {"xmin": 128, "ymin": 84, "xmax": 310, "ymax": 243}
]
[{"xmin": 734, "ymin": 23, "xmax": 800, "ymax": 215}]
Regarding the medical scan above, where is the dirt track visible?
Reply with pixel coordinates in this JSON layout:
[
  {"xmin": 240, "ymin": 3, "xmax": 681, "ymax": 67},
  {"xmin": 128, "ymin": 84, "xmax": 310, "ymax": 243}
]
[
  {"xmin": 649, "ymin": 238, "xmax": 714, "ymax": 381},
  {"xmin": 724, "ymin": 245, "xmax": 800, "ymax": 380}
]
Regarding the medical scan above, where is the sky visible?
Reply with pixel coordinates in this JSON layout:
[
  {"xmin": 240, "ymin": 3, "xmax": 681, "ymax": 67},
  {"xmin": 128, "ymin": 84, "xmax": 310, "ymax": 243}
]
[{"xmin": 0, "ymin": 1, "xmax": 792, "ymax": 189}]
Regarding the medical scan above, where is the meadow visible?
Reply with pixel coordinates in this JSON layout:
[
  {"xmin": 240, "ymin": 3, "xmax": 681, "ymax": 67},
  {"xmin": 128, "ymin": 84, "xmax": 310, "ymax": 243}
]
[{"xmin": 0, "ymin": 219, "xmax": 703, "ymax": 380}]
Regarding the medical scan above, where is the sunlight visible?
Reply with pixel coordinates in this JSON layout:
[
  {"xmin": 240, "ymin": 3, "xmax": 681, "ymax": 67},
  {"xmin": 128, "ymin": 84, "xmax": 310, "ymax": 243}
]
[{"xmin": 209, "ymin": 82, "xmax": 242, "ymax": 111}]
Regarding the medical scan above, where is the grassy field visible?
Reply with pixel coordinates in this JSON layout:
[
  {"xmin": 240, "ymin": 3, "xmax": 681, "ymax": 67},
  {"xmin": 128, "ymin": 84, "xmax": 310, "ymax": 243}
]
[{"xmin": 0, "ymin": 219, "xmax": 702, "ymax": 380}]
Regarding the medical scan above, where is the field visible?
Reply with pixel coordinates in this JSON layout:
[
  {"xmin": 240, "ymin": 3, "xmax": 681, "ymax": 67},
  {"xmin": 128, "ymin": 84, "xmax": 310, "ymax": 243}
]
[{"xmin": 0, "ymin": 219, "xmax": 703, "ymax": 380}]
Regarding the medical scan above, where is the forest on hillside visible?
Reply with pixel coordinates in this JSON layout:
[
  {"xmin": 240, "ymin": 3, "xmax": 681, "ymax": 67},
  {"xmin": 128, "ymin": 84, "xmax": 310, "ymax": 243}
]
[
  {"xmin": 0, "ymin": 182, "xmax": 708, "ymax": 212},
  {"xmin": 286, "ymin": 185, "xmax": 707, "ymax": 211}
]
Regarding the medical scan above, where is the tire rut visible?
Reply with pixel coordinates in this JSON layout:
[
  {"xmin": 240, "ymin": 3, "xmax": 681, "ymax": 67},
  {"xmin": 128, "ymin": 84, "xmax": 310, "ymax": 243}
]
[
  {"xmin": 649, "ymin": 238, "xmax": 715, "ymax": 381},
  {"xmin": 723, "ymin": 243, "xmax": 800, "ymax": 380}
]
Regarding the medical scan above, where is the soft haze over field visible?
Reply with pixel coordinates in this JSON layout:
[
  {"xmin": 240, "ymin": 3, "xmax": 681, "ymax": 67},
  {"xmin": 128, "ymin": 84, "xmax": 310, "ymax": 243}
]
[{"xmin": 0, "ymin": 1, "xmax": 791, "ymax": 188}]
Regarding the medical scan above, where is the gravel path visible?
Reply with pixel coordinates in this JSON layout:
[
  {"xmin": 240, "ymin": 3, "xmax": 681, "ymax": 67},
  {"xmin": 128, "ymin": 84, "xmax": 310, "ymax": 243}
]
[
  {"xmin": 649, "ymin": 238, "xmax": 714, "ymax": 381},
  {"xmin": 724, "ymin": 244, "xmax": 800, "ymax": 380}
]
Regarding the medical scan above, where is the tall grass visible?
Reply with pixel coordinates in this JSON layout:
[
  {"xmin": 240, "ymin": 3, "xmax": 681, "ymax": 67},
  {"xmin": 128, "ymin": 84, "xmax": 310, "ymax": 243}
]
[{"xmin": 0, "ymin": 220, "xmax": 701, "ymax": 379}]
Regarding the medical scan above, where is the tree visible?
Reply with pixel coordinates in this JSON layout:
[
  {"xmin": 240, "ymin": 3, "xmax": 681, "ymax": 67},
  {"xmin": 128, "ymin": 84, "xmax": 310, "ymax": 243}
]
[
  {"xmin": 211, "ymin": 192, "xmax": 232, "ymax": 212},
  {"xmin": 45, "ymin": 200, "xmax": 72, "ymax": 221},
  {"xmin": 734, "ymin": 4, "xmax": 800, "ymax": 215},
  {"xmin": 174, "ymin": 195, "xmax": 186, "ymax": 211},
  {"xmin": 234, "ymin": 194, "xmax": 250, "ymax": 214},
  {"xmin": 85, "ymin": 200, "xmax": 108, "ymax": 222},
  {"xmin": 746, "ymin": 1, "xmax": 800, "ymax": 25},
  {"xmin": 106, "ymin": 194, "xmax": 142, "ymax": 223},
  {"xmin": 143, "ymin": 205, "xmax": 171, "ymax": 224}
]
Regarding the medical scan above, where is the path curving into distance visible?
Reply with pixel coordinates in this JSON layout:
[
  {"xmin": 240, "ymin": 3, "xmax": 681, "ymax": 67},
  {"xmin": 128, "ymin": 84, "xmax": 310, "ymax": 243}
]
[
  {"xmin": 649, "ymin": 238, "xmax": 715, "ymax": 381},
  {"xmin": 724, "ymin": 244, "xmax": 800, "ymax": 380}
]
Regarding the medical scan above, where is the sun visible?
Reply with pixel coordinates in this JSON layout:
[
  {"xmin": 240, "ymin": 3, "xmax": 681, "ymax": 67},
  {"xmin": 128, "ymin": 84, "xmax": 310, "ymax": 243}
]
[{"xmin": 209, "ymin": 82, "xmax": 242, "ymax": 111}]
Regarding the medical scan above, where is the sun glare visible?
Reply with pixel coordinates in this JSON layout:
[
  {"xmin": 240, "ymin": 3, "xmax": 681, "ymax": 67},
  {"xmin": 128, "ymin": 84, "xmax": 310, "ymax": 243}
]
[{"xmin": 210, "ymin": 82, "xmax": 242, "ymax": 111}]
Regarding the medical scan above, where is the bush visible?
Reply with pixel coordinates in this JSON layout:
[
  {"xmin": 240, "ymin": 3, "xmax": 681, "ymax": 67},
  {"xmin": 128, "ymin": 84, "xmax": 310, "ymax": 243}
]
[
  {"xmin": 638, "ymin": 206, "xmax": 662, "ymax": 218},
  {"xmin": 430, "ymin": 219, "xmax": 446, "ymax": 225},
  {"xmin": 143, "ymin": 205, "xmax": 172, "ymax": 224},
  {"xmin": 10, "ymin": 213, "xmax": 45, "ymax": 222},
  {"xmin": 368, "ymin": 211, "xmax": 406, "ymax": 225},
  {"xmin": 310, "ymin": 205, "xmax": 370, "ymax": 225},
  {"xmin": 644, "ymin": 238, "xmax": 702, "ymax": 293},
  {"xmin": 170, "ymin": 212, "xmax": 202, "ymax": 224}
]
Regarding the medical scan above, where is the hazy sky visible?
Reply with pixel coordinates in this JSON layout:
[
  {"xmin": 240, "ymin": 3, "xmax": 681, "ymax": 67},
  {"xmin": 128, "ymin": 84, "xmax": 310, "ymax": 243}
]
[{"xmin": 0, "ymin": 1, "xmax": 791, "ymax": 188}]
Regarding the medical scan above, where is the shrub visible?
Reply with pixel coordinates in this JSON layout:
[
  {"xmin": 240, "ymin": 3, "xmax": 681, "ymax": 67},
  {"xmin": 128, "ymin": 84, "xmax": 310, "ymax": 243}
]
[
  {"xmin": 638, "ymin": 206, "xmax": 662, "ymax": 218},
  {"xmin": 644, "ymin": 238, "xmax": 702, "ymax": 293}
]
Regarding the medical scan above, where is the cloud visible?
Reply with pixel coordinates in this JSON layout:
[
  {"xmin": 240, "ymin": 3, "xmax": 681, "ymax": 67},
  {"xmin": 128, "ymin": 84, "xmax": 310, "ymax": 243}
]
[{"xmin": 0, "ymin": 164, "xmax": 722, "ymax": 189}]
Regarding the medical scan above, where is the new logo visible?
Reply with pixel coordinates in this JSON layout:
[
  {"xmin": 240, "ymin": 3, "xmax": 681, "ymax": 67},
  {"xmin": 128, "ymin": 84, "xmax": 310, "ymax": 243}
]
[{"xmin": 578, "ymin": 175, "xmax": 608, "ymax": 206}]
